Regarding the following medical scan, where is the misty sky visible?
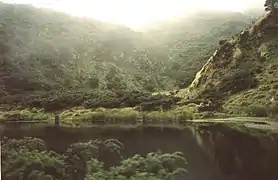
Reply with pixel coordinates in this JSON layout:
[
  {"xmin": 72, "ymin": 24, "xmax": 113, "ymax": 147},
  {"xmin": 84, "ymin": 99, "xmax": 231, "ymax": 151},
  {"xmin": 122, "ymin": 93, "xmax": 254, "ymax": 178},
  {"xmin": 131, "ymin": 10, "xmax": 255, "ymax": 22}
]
[{"xmin": 1, "ymin": 0, "xmax": 264, "ymax": 28}]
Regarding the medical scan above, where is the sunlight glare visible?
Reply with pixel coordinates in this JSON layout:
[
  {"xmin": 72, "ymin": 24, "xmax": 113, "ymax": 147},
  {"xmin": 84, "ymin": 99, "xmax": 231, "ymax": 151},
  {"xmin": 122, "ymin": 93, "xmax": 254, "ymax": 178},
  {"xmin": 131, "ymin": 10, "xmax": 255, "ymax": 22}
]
[{"xmin": 2, "ymin": 0, "xmax": 263, "ymax": 28}]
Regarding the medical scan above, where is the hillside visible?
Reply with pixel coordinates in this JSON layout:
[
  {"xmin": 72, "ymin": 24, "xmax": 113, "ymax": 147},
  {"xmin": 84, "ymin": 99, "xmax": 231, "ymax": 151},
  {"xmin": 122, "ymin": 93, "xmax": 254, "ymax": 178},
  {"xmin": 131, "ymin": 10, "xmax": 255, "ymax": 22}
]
[
  {"xmin": 144, "ymin": 10, "xmax": 257, "ymax": 87},
  {"xmin": 0, "ymin": 2, "xmax": 170, "ymax": 93},
  {"xmin": 0, "ymin": 2, "xmax": 258, "ymax": 110},
  {"xmin": 178, "ymin": 9, "xmax": 278, "ymax": 117},
  {"xmin": 0, "ymin": 2, "xmax": 173, "ymax": 110}
]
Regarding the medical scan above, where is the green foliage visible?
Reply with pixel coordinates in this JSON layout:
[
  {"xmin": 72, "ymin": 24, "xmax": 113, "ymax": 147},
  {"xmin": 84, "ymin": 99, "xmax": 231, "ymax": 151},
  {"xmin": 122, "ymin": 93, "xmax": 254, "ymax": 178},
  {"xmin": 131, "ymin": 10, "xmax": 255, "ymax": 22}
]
[
  {"xmin": 86, "ymin": 151, "xmax": 187, "ymax": 180},
  {"xmin": 1, "ymin": 137, "xmax": 46, "ymax": 151},
  {"xmin": 65, "ymin": 139, "xmax": 124, "ymax": 180},
  {"xmin": 143, "ymin": 108, "xmax": 194, "ymax": 123},
  {"xmin": 268, "ymin": 104, "xmax": 278, "ymax": 118},
  {"xmin": 0, "ymin": 108, "xmax": 53, "ymax": 122},
  {"xmin": 147, "ymin": 11, "xmax": 253, "ymax": 88},
  {"xmin": 244, "ymin": 104, "xmax": 269, "ymax": 117},
  {"xmin": 0, "ymin": 2, "xmax": 255, "ymax": 110},
  {"xmin": 85, "ymin": 76, "xmax": 99, "ymax": 89},
  {"xmin": 66, "ymin": 139, "xmax": 124, "ymax": 160},
  {"xmin": 244, "ymin": 103, "xmax": 278, "ymax": 118},
  {"xmin": 2, "ymin": 137, "xmax": 188, "ymax": 180},
  {"xmin": 59, "ymin": 106, "xmax": 193, "ymax": 126},
  {"xmin": 220, "ymin": 69, "xmax": 258, "ymax": 94},
  {"xmin": 138, "ymin": 94, "xmax": 180, "ymax": 111},
  {"xmin": 0, "ymin": 2, "xmax": 267, "ymax": 117},
  {"xmin": 180, "ymin": 8, "xmax": 278, "ymax": 117},
  {"xmin": 0, "ymin": 2, "xmax": 173, "ymax": 96},
  {"xmin": 1, "ymin": 86, "xmax": 182, "ymax": 112},
  {"xmin": 1, "ymin": 137, "xmax": 65, "ymax": 180}
]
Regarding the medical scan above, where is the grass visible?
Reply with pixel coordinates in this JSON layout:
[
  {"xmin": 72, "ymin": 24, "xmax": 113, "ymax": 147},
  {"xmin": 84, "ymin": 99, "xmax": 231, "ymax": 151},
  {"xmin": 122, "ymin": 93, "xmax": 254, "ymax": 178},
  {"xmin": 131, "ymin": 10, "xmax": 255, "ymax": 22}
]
[
  {"xmin": 224, "ymin": 93, "xmax": 278, "ymax": 119},
  {"xmin": 0, "ymin": 103, "xmax": 259, "ymax": 128},
  {"xmin": 58, "ymin": 106, "xmax": 196, "ymax": 126},
  {"xmin": 0, "ymin": 108, "xmax": 54, "ymax": 122},
  {"xmin": 60, "ymin": 108, "xmax": 140, "ymax": 126},
  {"xmin": 0, "ymin": 104, "xmax": 233, "ymax": 127}
]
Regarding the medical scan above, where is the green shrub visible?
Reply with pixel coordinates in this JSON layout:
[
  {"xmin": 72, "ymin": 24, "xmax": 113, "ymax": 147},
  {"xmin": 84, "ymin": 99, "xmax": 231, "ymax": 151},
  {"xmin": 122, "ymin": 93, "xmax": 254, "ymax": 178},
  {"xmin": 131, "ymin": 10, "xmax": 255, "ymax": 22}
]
[
  {"xmin": 2, "ymin": 137, "xmax": 188, "ymax": 180},
  {"xmin": 1, "ymin": 137, "xmax": 65, "ymax": 180},
  {"xmin": 220, "ymin": 70, "xmax": 258, "ymax": 94},
  {"xmin": 138, "ymin": 95, "xmax": 180, "ymax": 111},
  {"xmin": 1, "ymin": 88, "xmax": 181, "ymax": 112},
  {"xmin": 60, "ymin": 106, "xmax": 193, "ymax": 126},
  {"xmin": 86, "ymin": 151, "xmax": 187, "ymax": 180},
  {"xmin": 244, "ymin": 103, "xmax": 278, "ymax": 118},
  {"xmin": 86, "ymin": 76, "xmax": 99, "ymax": 89},
  {"xmin": 1, "ymin": 108, "xmax": 53, "ymax": 122},
  {"xmin": 245, "ymin": 104, "xmax": 268, "ymax": 117},
  {"xmin": 60, "ymin": 108, "xmax": 141, "ymax": 125},
  {"xmin": 268, "ymin": 104, "xmax": 278, "ymax": 119},
  {"xmin": 200, "ymin": 111, "xmax": 216, "ymax": 119}
]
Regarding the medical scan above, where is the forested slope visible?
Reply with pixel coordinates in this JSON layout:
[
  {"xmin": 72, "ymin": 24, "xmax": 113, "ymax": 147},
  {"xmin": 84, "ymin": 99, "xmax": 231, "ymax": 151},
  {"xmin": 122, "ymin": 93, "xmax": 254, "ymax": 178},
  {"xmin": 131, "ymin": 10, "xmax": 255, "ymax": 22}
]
[{"xmin": 0, "ymin": 2, "xmax": 259, "ymax": 110}]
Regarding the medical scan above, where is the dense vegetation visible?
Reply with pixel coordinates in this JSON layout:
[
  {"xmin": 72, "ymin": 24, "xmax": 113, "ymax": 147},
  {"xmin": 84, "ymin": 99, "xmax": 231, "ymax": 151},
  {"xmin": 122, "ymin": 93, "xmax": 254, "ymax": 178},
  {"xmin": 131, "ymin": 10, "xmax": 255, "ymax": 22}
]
[
  {"xmin": 3, "ymin": 2, "xmax": 278, "ymax": 180},
  {"xmin": 179, "ymin": 6, "xmax": 278, "ymax": 118},
  {"xmin": 1, "ymin": 137, "xmax": 188, "ymax": 180},
  {"xmin": 1, "ymin": 1, "xmax": 278, "ymax": 119},
  {"xmin": 2, "ymin": 2, "xmax": 278, "ymax": 180},
  {"xmin": 143, "ymin": 11, "xmax": 258, "ymax": 88},
  {"xmin": 0, "ymin": 2, "xmax": 260, "ymax": 110}
]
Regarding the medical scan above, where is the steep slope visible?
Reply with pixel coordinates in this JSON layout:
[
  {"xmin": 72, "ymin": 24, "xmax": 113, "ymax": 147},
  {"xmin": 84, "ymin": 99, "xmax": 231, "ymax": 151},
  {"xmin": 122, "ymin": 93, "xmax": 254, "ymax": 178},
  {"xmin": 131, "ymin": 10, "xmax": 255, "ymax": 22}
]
[
  {"xmin": 143, "ymin": 10, "xmax": 257, "ymax": 87},
  {"xmin": 179, "ymin": 10, "xmax": 278, "ymax": 116}
]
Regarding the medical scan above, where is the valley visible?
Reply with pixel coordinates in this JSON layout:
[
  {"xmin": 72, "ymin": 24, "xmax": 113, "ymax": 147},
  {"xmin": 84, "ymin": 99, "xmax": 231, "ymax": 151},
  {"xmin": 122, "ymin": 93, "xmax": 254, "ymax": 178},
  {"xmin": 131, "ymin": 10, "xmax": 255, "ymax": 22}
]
[{"xmin": 1, "ymin": 1, "xmax": 278, "ymax": 180}]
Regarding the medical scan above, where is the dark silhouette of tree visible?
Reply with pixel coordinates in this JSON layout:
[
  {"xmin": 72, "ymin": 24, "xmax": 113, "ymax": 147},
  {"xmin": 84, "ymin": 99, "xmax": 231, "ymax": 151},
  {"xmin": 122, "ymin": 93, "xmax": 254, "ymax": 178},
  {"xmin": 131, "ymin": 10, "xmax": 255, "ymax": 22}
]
[{"xmin": 264, "ymin": 0, "xmax": 278, "ymax": 11}]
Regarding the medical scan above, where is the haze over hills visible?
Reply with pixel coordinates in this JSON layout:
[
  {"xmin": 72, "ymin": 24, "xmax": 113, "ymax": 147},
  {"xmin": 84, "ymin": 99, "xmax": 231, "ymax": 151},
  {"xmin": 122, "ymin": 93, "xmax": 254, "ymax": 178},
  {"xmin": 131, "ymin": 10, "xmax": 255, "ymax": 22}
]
[
  {"xmin": 1, "ymin": 2, "xmax": 169, "ymax": 92},
  {"xmin": 1, "ymin": 0, "xmax": 265, "ymax": 29},
  {"xmin": 143, "ymin": 10, "xmax": 261, "ymax": 87},
  {"xmin": 0, "ymin": 1, "xmax": 264, "ymax": 110}
]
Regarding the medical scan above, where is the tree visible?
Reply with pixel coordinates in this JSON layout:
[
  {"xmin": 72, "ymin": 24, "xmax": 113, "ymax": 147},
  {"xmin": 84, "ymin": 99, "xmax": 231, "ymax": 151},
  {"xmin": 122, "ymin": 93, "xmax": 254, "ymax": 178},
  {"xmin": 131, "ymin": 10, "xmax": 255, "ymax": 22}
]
[
  {"xmin": 264, "ymin": 0, "xmax": 278, "ymax": 11},
  {"xmin": 1, "ymin": 137, "xmax": 65, "ymax": 180},
  {"xmin": 65, "ymin": 139, "xmax": 124, "ymax": 179},
  {"xmin": 2, "ymin": 137, "xmax": 188, "ymax": 180}
]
